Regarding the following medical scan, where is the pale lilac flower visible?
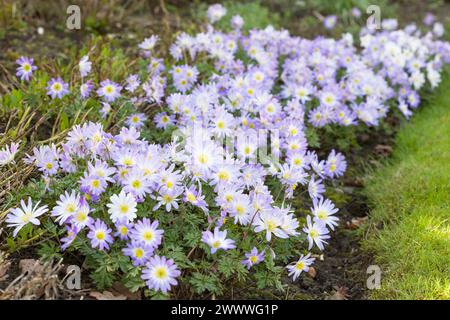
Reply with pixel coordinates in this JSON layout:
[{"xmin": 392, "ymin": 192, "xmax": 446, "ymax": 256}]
[
  {"xmin": 97, "ymin": 79, "xmax": 122, "ymax": 102},
  {"xmin": 16, "ymin": 56, "xmax": 37, "ymax": 81},
  {"xmin": 286, "ymin": 253, "xmax": 315, "ymax": 281},
  {"xmin": 130, "ymin": 218, "xmax": 164, "ymax": 249},
  {"xmin": 0, "ymin": 142, "xmax": 19, "ymax": 166},
  {"xmin": 47, "ymin": 78, "xmax": 69, "ymax": 99},
  {"xmin": 311, "ymin": 197, "xmax": 339, "ymax": 230},
  {"xmin": 303, "ymin": 216, "xmax": 330, "ymax": 251},
  {"xmin": 141, "ymin": 255, "xmax": 181, "ymax": 294},
  {"xmin": 79, "ymin": 55, "xmax": 92, "ymax": 78},
  {"xmin": 202, "ymin": 227, "xmax": 236, "ymax": 254},
  {"xmin": 123, "ymin": 241, "xmax": 153, "ymax": 266},
  {"xmin": 242, "ymin": 247, "xmax": 265, "ymax": 269},
  {"xmin": 87, "ymin": 219, "xmax": 114, "ymax": 251},
  {"xmin": 80, "ymin": 80, "xmax": 94, "ymax": 99}
]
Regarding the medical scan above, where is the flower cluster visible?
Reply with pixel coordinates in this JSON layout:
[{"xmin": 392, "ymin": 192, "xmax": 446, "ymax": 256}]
[{"xmin": 5, "ymin": 4, "xmax": 450, "ymax": 296}]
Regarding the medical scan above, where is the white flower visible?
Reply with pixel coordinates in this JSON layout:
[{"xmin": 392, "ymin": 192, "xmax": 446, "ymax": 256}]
[
  {"xmin": 207, "ymin": 4, "xmax": 227, "ymax": 24},
  {"xmin": 303, "ymin": 215, "xmax": 330, "ymax": 250},
  {"xmin": 253, "ymin": 208, "xmax": 289, "ymax": 242},
  {"xmin": 286, "ymin": 253, "xmax": 315, "ymax": 281},
  {"xmin": 138, "ymin": 35, "xmax": 159, "ymax": 51},
  {"xmin": 0, "ymin": 142, "xmax": 19, "ymax": 166},
  {"xmin": 51, "ymin": 191, "xmax": 80, "ymax": 225},
  {"xmin": 311, "ymin": 198, "xmax": 339, "ymax": 230},
  {"xmin": 107, "ymin": 190, "xmax": 137, "ymax": 223},
  {"xmin": 6, "ymin": 198, "xmax": 48, "ymax": 237},
  {"xmin": 79, "ymin": 55, "xmax": 92, "ymax": 78}
]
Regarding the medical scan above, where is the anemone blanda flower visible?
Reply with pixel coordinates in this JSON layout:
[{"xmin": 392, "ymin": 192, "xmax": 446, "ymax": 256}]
[
  {"xmin": 107, "ymin": 190, "xmax": 138, "ymax": 223},
  {"xmin": 130, "ymin": 218, "xmax": 164, "ymax": 249},
  {"xmin": 97, "ymin": 79, "xmax": 122, "ymax": 102},
  {"xmin": 126, "ymin": 113, "xmax": 147, "ymax": 129},
  {"xmin": 61, "ymin": 224, "xmax": 80, "ymax": 251},
  {"xmin": 138, "ymin": 35, "xmax": 159, "ymax": 52},
  {"xmin": 207, "ymin": 4, "xmax": 227, "ymax": 23},
  {"xmin": 80, "ymin": 80, "xmax": 94, "ymax": 99},
  {"xmin": 79, "ymin": 55, "xmax": 92, "ymax": 78},
  {"xmin": 311, "ymin": 197, "xmax": 339, "ymax": 230},
  {"xmin": 308, "ymin": 176, "xmax": 325, "ymax": 199},
  {"xmin": 0, "ymin": 142, "xmax": 19, "ymax": 166},
  {"xmin": 123, "ymin": 240, "xmax": 153, "ymax": 266},
  {"xmin": 286, "ymin": 253, "xmax": 315, "ymax": 281},
  {"xmin": 6, "ymin": 198, "xmax": 48, "ymax": 237},
  {"xmin": 242, "ymin": 247, "xmax": 265, "ymax": 270},
  {"xmin": 51, "ymin": 190, "xmax": 81, "ymax": 225},
  {"xmin": 325, "ymin": 150, "xmax": 347, "ymax": 178},
  {"xmin": 231, "ymin": 15, "xmax": 244, "ymax": 29},
  {"xmin": 323, "ymin": 15, "xmax": 337, "ymax": 29},
  {"xmin": 47, "ymin": 77, "xmax": 69, "ymax": 99},
  {"xmin": 201, "ymin": 227, "xmax": 236, "ymax": 254},
  {"xmin": 253, "ymin": 208, "xmax": 288, "ymax": 242},
  {"xmin": 141, "ymin": 255, "xmax": 181, "ymax": 294},
  {"xmin": 71, "ymin": 197, "xmax": 93, "ymax": 229},
  {"xmin": 87, "ymin": 219, "xmax": 114, "ymax": 251},
  {"xmin": 16, "ymin": 56, "xmax": 37, "ymax": 81},
  {"xmin": 303, "ymin": 215, "xmax": 330, "ymax": 251},
  {"xmin": 114, "ymin": 220, "xmax": 132, "ymax": 241}
]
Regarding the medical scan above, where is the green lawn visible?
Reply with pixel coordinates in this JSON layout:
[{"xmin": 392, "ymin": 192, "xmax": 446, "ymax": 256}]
[{"xmin": 363, "ymin": 71, "xmax": 450, "ymax": 300}]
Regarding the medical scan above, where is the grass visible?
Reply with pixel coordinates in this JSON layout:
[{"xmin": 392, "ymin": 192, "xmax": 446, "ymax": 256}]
[{"xmin": 362, "ymin": 71, "xmax": 450, "ymax": 300}]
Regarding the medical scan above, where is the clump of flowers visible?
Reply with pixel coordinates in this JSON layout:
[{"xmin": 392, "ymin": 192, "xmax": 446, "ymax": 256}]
[{"xmin": 3, "ymin": 4, "xmax": 450, "ymax": 298}]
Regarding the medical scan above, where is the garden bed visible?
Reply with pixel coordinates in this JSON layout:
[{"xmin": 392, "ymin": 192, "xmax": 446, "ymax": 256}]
[{"xmin": 1, "ymin": 1, "xmax": 449, "ymax": 300}]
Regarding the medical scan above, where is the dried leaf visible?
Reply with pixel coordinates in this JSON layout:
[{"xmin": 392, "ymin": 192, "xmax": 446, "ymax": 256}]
[
  {"xmin": 89, "ymin": 290, "xmax": 127, "ymax": 300},
  {"xmin": 111, "ymin": 282, "xmax": 141, "ymax": 300},
  {"xmin": 19, "ymin": 259, "xmax": 44, "ymax": 274},
  {"xmin": 307, "ymin": 266, "xmax": 317, "ymax": 279},
  {"xmin": 0, "ymin": 260, "xmax": 11, "ymax": 281},
  {"xmin": 374, "ymin": 144, "xmax": 393, "ymax": 156},
  {"xmin": 329, "ymin": 286, "xmax": 350, "ymax": 300},
  {"xmin": 346, "ymin": 216, "xmax": 368, "ymax": 229}
]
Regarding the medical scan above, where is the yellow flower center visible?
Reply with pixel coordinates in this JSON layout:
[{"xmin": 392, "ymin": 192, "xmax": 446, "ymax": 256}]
[
  {"xmin": 235, "ymin": 205, "xmax": 245, "ymax": 215},
  {"xmin": 154, "ymin": 267, "xmax": 167, "ymax": 279},
  {"xmin": 96, "ymin": 231, "xmax": 105, "ymax": 240},
  {"xmin": 295, "ymin": 261, "xmax": 305, "ymax": 270},
  {"xmin": 134, "ymin": 248, "xmax": 144, "ymax": 259},
  {"xmin": 187, "ymin": 192, "xmax": 196, "ymax": 202},
  {"xmin": 267, "ymin": 220, "xmax": 276, "ymax": 232},
  {"xmin": 105, "ymin": 85, "xmax": 114, "ymax": 94},
  {"xmin": 52, "ymin": 83, "xmax": 62, "ymax": 91},
  {"xmin": 143, "ymin": 231, "xmax": 154, "ymax": 241},
  {"xmin": 163, "ymin": 194, "xmax": 173, "ymax": 203},
  {"xmin": 119, "ymin": 204, "xmax": 129, "ymax": 214},
  {"xmin": 132, "ymin": 180, "xmax": 141, "ymax": 188},
  {"xmin": 218, "ymin": 170, "xmax": 229, "ymax": 181},
  {"xmin": 120, "ymin": 226, "xmax": 128, "ymax": 236},
  {"xmin": 92, "ymin": 179, "xmax": 100, "ymax": 188}
]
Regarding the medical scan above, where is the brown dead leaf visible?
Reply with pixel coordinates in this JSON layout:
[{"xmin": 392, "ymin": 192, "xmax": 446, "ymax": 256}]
[
  {"xmin": 374, "ymin": 144, "xmax": 393, "ymax": 156},
  {"xmin": 0, "ymin": 260, "xmax": 11, "ymax": 281},
  {"xmin": 346, "ymin": 216, "xmax": 368, "ymax": 230},
  {"xmin": 89, "ymin": 290, "xmax": 127, "ymax": 300},
  {"xmin": 19, "ymin": 259, "xmax": 45, "ymax": 274},
  {"xmin": 111, "ymin": 282, "xmax": 141, "ymax": 300},
  {"xmin": 307, "ymin": 266, "xmax": 317, "ymax": 279},
  {"xmin": 329, "ymin": 286, "xmax": 350, "ymax": 300}
]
